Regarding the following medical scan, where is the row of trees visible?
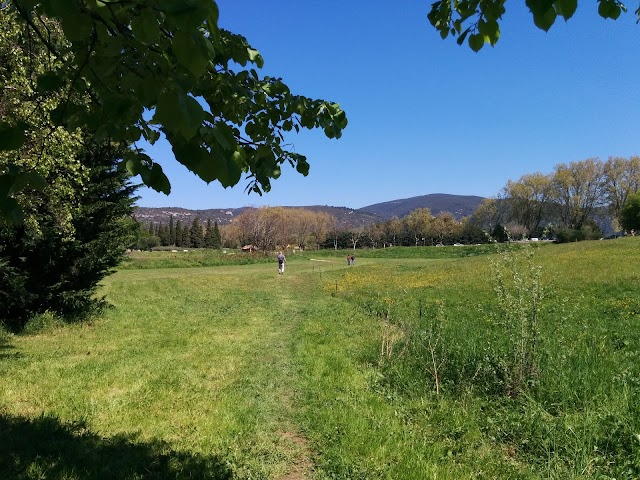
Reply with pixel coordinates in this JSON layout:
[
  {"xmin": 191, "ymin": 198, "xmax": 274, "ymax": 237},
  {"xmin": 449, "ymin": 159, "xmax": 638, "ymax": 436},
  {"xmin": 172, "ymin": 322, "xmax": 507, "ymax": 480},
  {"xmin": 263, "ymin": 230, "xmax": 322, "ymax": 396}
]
[
  {"xmin": 137, "ymin": 207, "xmax": 494, "ymax": 253},
  {"xmin": 323, "ymin": 210, "xmax": 487, "ymax": 250},
  {"xmin": 139, "ymin": 217, "xmax": 222, "ymax": 250},
  {"xmin": 470, "ymin": 157, "xmax": 640, "ymax": 239}
]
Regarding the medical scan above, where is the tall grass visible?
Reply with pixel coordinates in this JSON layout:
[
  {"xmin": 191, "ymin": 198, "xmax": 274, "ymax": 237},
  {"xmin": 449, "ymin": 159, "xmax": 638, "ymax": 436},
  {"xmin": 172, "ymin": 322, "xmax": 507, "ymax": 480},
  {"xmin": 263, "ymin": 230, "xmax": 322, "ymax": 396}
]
[{"xmin": 337, "ymin": 238, "xmax": 640, "ymax": 478}]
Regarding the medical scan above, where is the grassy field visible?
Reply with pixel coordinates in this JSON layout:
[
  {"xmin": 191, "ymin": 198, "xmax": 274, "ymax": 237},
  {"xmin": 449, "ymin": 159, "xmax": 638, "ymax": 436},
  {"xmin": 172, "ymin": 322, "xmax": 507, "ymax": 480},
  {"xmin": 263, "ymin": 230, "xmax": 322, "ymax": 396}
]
[{"xmin": 1, "ymin": 239, "xmax": 639, "ymax": 478}]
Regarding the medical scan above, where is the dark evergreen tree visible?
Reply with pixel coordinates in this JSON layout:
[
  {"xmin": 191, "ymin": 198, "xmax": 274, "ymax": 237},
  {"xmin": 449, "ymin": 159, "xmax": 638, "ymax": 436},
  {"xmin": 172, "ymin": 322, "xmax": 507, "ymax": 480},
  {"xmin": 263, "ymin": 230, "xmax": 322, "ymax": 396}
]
[
  {"xmin": 0, "ymin": 145, "xmax": 138, "ymax": 330},
  {"xmin": 158, "ymin": 224, "xmax": 170, "ymax": 246},
  {"xmin": 169, "ymin": 215, "xmax": 175, "ymax": 245},
  {"xmin": 175, "ymin": 220, "xmax": 183, "ymax": 247},
  {"xmin": 181, "ymin": 223, "xmax": 191, "ymax": 248},
  {"xmin": 190, "ymin": 217, "xmax": 204, "ymax": 248},
  {"xmin": 213, "ymin": 221, "xmax": 222, "ymax": 249},
  {"xmin": 204, "ymin": 219, "xmax": 215, "ymax": 248},
  {"xmin": 148, "ymin": 222, "xmax": 154, "ymax": 235}
]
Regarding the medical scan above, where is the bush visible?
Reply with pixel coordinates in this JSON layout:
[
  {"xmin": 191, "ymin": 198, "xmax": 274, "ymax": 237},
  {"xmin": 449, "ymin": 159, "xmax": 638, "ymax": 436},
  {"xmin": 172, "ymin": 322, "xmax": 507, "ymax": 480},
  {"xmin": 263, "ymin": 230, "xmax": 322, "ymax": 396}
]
[
  {"xmin": 0, "ymin": 145, "xmax": 137, "ymax": 331},
  {"xmin": 21, "ymin": 311, "xmax": 66, "ymax": 335},
  {"xmin": 555, "ymin": 223, "xmax": 602, "ymax": 243}
]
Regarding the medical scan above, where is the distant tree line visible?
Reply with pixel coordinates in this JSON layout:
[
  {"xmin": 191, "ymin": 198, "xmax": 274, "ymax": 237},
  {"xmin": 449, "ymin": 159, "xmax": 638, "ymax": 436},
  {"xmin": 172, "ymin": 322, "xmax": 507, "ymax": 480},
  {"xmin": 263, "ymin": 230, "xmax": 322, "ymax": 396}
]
[
  {"xmin": 321, "ymin": 209, "xmax": 487, "ymax": 250},
  {"xmin": 134, "ymin": 216, "xmax": 222, "ymax": 250},
  {"xmin": 137, "ymin": 207, "xmax": 490, "ymax": 252},
  {"xmin": 468, "ymin": 156, "xmax": 640, "ymax": 242}
]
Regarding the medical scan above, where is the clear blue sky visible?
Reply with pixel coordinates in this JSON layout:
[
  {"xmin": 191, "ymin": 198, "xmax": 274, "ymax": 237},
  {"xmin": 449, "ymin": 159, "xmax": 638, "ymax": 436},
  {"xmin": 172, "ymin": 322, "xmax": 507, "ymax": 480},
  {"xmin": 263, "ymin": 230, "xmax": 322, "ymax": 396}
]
[{"xmin": 137, "ymin": 0, "xmax": 640, "ymax": 210}]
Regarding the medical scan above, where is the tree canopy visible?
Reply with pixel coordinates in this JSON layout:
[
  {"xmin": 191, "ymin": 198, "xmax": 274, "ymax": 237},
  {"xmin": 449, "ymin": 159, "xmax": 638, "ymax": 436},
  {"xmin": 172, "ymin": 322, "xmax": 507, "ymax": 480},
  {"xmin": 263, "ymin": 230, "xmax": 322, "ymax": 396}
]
[
  {"xmin": 0, "ymin": 0, "xmax": 347, "ymax": 222},
  {"xmin": 427, "ymin": 0, "xmax": 636, "ymax": 52}
]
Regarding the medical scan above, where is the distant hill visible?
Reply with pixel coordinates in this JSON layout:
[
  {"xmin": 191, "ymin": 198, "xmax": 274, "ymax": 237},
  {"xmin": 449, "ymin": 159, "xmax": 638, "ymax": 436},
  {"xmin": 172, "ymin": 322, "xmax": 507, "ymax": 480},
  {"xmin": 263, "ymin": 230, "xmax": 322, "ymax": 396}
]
[
  {"xmin": 358, "ymin": 193, "xmax": 485, "ymax": 220},
  {"xmin": 134, "ymin": 193, "xmax": 486, "ymax": 229},
  {"xmin": 134, "ymin": 207, "xmax": 251, "ymax": 226},
  {"xmin": 134, "ymin": 205, "xmax": 383, "ymax": 230}
]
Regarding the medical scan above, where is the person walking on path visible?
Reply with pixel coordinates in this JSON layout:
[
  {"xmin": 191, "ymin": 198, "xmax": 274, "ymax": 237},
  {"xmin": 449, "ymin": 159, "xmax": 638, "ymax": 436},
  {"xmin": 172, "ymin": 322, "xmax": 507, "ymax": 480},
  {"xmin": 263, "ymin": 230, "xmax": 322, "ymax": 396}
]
[{"xmin": 277, "ymin": 251, "xmax": 286, "ymax": 275}]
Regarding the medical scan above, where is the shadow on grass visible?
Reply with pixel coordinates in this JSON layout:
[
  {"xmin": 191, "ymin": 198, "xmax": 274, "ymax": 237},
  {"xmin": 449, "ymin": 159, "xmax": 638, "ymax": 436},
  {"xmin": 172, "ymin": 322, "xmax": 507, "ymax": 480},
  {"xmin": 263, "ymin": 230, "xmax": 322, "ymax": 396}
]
[
  {"xmin": 0, "ymin": 413, "xmax": 233, "ymax": 479},
  {"xmin": 0, "ymin": 336, "xmax": 20, "ymax": 360}
]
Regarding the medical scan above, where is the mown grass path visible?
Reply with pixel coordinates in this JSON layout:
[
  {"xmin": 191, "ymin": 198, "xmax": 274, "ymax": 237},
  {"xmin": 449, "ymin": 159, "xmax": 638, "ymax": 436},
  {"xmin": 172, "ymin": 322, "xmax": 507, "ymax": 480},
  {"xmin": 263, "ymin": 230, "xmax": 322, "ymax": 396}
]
[{"xmin": 1, "ymin": 258, "xmax": 376, "ymax": 479}]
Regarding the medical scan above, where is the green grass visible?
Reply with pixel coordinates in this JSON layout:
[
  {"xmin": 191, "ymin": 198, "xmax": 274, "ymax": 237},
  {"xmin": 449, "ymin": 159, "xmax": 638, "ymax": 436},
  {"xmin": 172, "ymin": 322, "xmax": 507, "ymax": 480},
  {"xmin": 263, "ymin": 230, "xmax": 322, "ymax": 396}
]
[
  {"xmin": 1, "ymin": 239, "xmax": 639, "ymax": 478},
  {"xmin": 297, "ymin": 242, "xmax": 516, "ymax": 260},
  {"xmin": 120, "ymin": 249, "xmax": 273, "ymax": 269}
]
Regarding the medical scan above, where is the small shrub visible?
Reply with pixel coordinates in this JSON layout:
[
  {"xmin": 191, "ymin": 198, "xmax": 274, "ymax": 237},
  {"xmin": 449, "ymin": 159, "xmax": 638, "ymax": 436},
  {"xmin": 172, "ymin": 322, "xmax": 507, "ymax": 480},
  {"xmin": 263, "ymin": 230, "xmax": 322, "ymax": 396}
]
[
  {"xmin": 491, "ymin": 244, "xmax": 544, "ymax": 397},
  {"xmin": 21, "ymin": 312, "xmax": 66, "ymax": 335},
  {"xmin": 556, "ymin": 224, "xmax": 603, "ymax": 243}
]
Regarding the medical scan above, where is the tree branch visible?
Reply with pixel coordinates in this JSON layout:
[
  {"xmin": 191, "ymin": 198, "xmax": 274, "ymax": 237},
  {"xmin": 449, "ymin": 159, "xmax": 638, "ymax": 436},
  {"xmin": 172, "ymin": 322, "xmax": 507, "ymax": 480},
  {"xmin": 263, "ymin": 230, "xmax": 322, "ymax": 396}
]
[{"xmin": 11, "ymin": 0, "xmax": 60, "ymax": 60}]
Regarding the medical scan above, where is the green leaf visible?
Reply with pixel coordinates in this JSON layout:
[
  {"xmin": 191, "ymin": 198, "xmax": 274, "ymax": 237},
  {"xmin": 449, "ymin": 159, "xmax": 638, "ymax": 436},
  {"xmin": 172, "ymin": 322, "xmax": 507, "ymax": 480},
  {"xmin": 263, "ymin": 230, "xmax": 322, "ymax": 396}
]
[
  {"xmin": 134, "ymin": 153, "xmax": 170, "ymax": 193},
  {"xmin": 171, "ymin": 139, "xmax": 215, "ymax": 182},
  {"xmin": 0, "ymin": 196, "xmax": 23, "ymax": 226},
  {"xmin": 135, "ymin": 75, "xmax": 163, "ymax": 108},
  {"xmin": 610, "ymin": 4, "xmax": 622, "ymax": 18},
  {"xmin": 48, "ymin": 0, "xmax": 93, "ymax": 42},
  {"xmin": 468, "ymin": 33, "xmax": 485, "ymax": 52},
  {"xmin": 526, "ymin": 0, "xmax": 557, "ymax": 30},
  {"xmin": 142, "ymin": 125, "xmax": 161, "ymax": 145},
  {"xmin": 598, "ymin": 0, "xmax": 623, "ymax": 19},
  {"xmin": 9, "ymin": 172, "xmax": 46, "ymax": 195},
  {"xmin": 457, "ymin": 28, "xmax": 471, "ymax": 46},
  {"xmin": 554, "ymin": 0, "xmax": 578, "ymax": 20},
  {"xmin": 161, "ymin": 0, "xmax": 214, "ymax": 30},
  {"xmin": 143, "ymin": 163, "xmax": 171, "ymax": 194},
  {"xmin": 172, "ymin": 139, "xmax": 241, "ymax": 187},
  {"xmin": 0, "ymin": 123, "xmax": 27, "ymax": 151},
  {"xmin": 221, "ymin": 149, "xmax": 243, "ymax": 187},
  {"xmin": 131, "ymin": 14, "xmax": 160, "ymax": 43},
  {"xmin": 173, "ymin": 30, "xmax": 210, "ymax": 77},
  {"xmin": 532, "ymin": 7, "xmax": 557, "ymax": 31},
  {"xmin": 125, "ymin": 158, "xmax": 144, "ymax": 176},
  {"xmin": 526, "ymin": 0, "xmax": 554, "ymax": 17},
  {"xmin": 296, "ymin": 157, "xmax": 310, "ymax": 176},
  {"xmin": 247, "ymin": 48, "xmax": 264, "ymax": 68},
  {"xmin": 50, "ymin": 104, "xmax": 66, "ymax": 126},
  {"xmin": 153, "ymin": 89, "xmax": 205, "ymax": 140},
  {"xmin": 124, "ymin": 152, "xmax": 152, "ymax": 177},
  {"xmin": 478, "ymin": 19, "xmax": 500, "ymax": 45},
  {"xmin": 36, "ymin": 72, "xmax": 65, "ymax": 92},
  {"xmin": 212, "ymin": 123, "xmax": 237, "ymax": 151},
  {"xmin": 62, "ymin": 14, "xmax": 92, "ymax": 41}
]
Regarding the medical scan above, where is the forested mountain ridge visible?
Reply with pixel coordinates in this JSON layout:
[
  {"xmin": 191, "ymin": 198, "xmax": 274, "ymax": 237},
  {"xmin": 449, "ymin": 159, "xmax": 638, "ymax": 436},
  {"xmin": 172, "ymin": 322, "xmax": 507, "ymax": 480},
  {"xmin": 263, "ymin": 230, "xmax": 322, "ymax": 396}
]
[{"xmin": 359, "ymin": 193, "xmax": 485, "ymax": 220}]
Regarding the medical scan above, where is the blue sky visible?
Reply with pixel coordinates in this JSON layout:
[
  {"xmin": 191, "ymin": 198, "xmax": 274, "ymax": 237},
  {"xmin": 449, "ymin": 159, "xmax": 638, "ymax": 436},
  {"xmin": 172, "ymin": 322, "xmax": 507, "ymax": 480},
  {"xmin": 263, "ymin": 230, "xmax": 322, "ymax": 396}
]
[{"xmin": 137, "ymin": 0, "xmax": 640, "ymax": 210}]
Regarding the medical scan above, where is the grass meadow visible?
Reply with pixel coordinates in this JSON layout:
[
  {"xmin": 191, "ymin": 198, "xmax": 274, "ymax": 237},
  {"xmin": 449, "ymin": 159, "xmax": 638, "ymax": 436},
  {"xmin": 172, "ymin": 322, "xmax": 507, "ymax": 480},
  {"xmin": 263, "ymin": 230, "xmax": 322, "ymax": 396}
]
[{"xmin": 1, "ymin": 239, "xmax": 639, "ymax": 478}]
